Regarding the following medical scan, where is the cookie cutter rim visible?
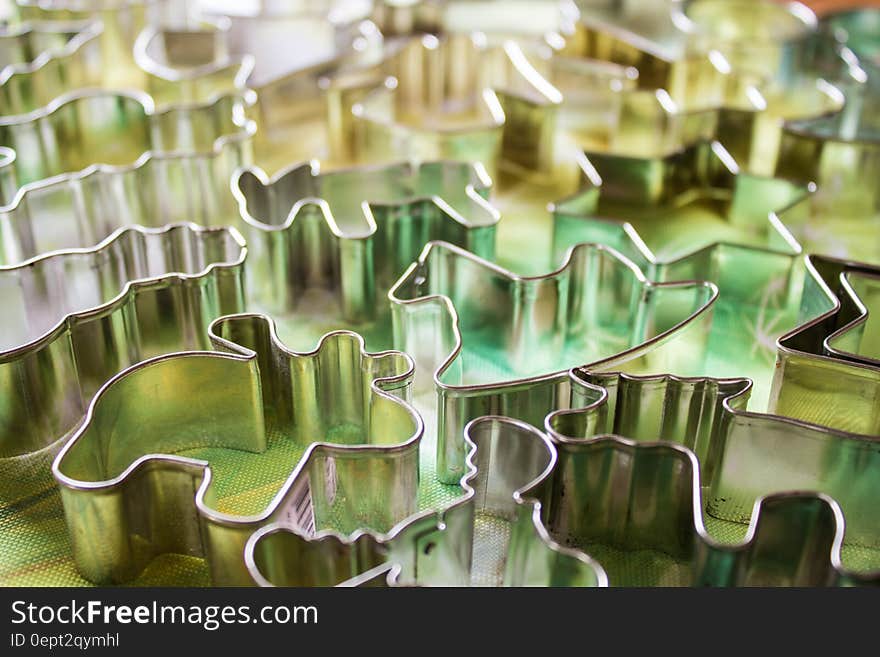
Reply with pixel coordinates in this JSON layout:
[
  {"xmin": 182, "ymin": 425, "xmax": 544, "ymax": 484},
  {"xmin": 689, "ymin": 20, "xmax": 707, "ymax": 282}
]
[
  {"xmin": 244, "ymin": 413, "xmax": 609, "ymax": 587},
  {"xmin": 0, "ymin": 220, "xmax": 247, "ymax": 361},
  {"xmin": 388, "ymin": 238, "xmax": 719, "ymax": 395}
]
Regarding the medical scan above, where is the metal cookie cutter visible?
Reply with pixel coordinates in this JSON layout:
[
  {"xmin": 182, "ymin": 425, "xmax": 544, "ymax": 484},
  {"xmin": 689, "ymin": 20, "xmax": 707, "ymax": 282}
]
[
  {"xmin": 548, "ymin": 369, "xmax": 880, "ymax": 575},
  {"xmin": 246, "ymin": 415, "xmax": 607, "ymax": 587},
  {"xmin": 133, "ymin": 17, "xmax": 256, "ymax": 107},
  {"xmin": 198, "ymin": 1, "xmax": 383, "ymax": 171},
  {"xmin": 248, "ymin": 400, "xmax": 873, "ymax": 587},
  {"xmin": 331, "ymin": 32, "xmax": 562, "ymax": 176},
  {"xmin": 551, "ymin": 139, "xmax": 812, "ymax": 306},
  {"xmin": 670, "ymin": 0, "xmax": 817, "ymax": 83},
  {"xmin": 533, "ymin": 430, "xmax": 860, "ymax": 586},
  {"xmin": 0, "ymin": 86, "xmax": 253, "ymax": 191},
  {"xmin": 771, "ymin": 254, "xmax": 880, "ymax": 436},
  {"xmin": 197, "ymin": 0, "xmax": 375, "ymax": 87},
  {"xmin": 232, "ymin": 159, "xmax": 499, "ymax": 323},
  {"xmin": 53, "ymin": 312, "xmax": 422, "ymax": 585},
  {"xmin": 0, "ymin": 20, "xmax": 102, "ymax": 116},
  {"xmin": 561, "ymin": 0, "xmax": 844, "ymax": 175},
  {"xmin": 0, "ymin": 222, "xmax": 246, "ymax": 463},
  {"xmin": 775, "ymin": 82, "xmax": 880, "ymax": 262},
  {"xmin": 372, "ymin": 0, "xmax": 576, "ymax": 39},
  {"xmin": 0, "ymin": 15, "xmax": 255, "ymax": 117},
  {"xmin": 822, "ymin": 271, "xmax": 880, "ymax": 366},
  {"xmin": 15, "ymin": 0, "xmax": 189, "ymax": 88},
  {"xmin": 389, "ymin": 239, "xmax": 718, "ymax": 483},
  {"xmin": 0, "ymin": 87, "xmax": 255, "ymax": 263}
]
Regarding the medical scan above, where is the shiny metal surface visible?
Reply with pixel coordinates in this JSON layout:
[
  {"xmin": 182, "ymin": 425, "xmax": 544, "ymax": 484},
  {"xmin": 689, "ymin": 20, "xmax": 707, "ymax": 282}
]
[
  {"xmin": 535, "ymin": 434, "xmax": 853, "ymax": 586},
  {"xmin": 233, "ymin": 159, "xmax": 498, "ymax": 322},
  {"xmin": 549, "ymin": 369, "xmax": 880, "ymax": 563},
  {"xmin": 246, "ymin": 415, "xmax": 607, "ymax": 587},
  {"xmin": 1, "ymin": 0, "xmax": 878, "ymax": 588},
  {"xmin": 15, "ymin": 0, "xmax": 188, "ymax": 88},
  {"xmin": 248, "ymin": 406, "xmax": 872, "ymax": 586},
  {"xmin": 53, "ymin": 312, "xmax": 422, "ymax": 584},
  {"xmin": 771, "ymin": 254, "xmax": 880, "ymax": 435},
  {"xmin": 552, "ymin": 139, "xmax": 811, "ymax": 305},
  {"xmin": 341, "ymin": 32, "xmax": 562, "ymax": 176},
  {"xmin": 201, "ymin": 2, "xmax": 383, "ymax": 172},
  {"xmin": 133, "ymin": 17, "xmax": 256, "ymax": 107},
  {"xmin": 0, "ymin": 20, "xmax": 102, "ymax": 116},
  {"xmin": 389, "ymin": 239, "xmax": 717, "ymax": 483},
  {"xmin": 567, "ymin": 0, "xmax": 844, "ymax": 173},
  {"xmin": 0, "ymin": 222, "xmax": 246, "ymax": 459},
  {"xmin": 0, "ymin": 87, "xmax": 254, "ymax": 263}
]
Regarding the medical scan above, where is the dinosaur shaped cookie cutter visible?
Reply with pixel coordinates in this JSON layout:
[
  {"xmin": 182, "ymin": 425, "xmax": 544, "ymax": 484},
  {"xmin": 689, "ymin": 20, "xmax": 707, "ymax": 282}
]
[{"xmin": 53, "ymin": 313, "xmax": 422, "ymax": 585}]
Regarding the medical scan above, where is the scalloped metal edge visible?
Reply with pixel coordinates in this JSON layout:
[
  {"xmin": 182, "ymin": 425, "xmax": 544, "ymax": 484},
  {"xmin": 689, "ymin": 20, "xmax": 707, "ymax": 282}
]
[
  {"xmin": 232, "ymin": 158, "xmax": 499, "ymax": 322},
  {"xmin": 0, "ymin": 221, "xmax": 247, "ymax": 458},
  {"xmin": 0, "ymin": 86, "xmax": 256, "ymax": 263}
]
